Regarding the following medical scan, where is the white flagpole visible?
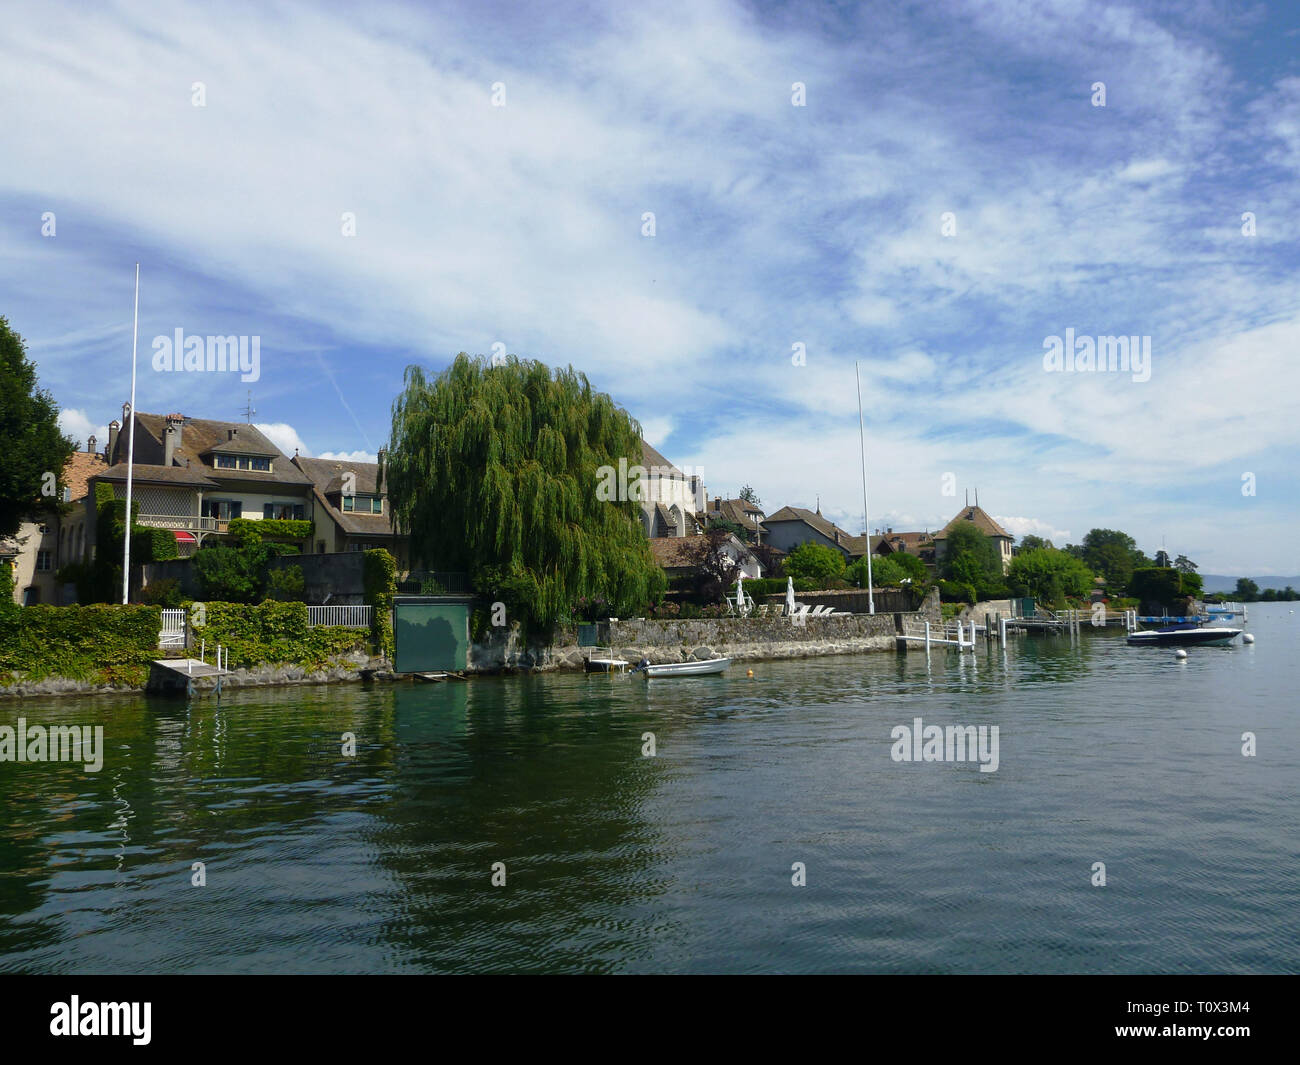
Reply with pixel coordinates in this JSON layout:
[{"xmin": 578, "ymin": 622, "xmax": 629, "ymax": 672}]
[
  {"xmin": 856, "ymin": 361, "xmax": 875, "ymax": 615},
  {"xmin": 122, "ymin": 263, "xmax": 140, "ymax": 604}
]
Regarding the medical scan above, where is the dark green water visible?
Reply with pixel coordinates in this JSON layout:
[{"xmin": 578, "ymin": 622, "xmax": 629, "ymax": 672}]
[{"xmin": 2, "ymin": 605, "xmax": 1297, "ymax": 974}]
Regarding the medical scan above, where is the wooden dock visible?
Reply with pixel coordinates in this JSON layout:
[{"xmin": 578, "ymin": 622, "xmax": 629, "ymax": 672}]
[{"xmin": 146, "ymin": 658, "xmax": 230, "ymax": 696}]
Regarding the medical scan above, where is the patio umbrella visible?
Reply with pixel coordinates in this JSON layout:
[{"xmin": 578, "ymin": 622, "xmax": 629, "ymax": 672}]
[{"xmin": 786, "ymin": 576, "xmax": 796, "ymax": 616}]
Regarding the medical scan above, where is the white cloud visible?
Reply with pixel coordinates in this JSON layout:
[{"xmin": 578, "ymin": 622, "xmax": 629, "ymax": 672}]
[
  {"xmin": 58, "ymin": 409, "xmax": 109, "ymax": 451},
  {"xmin": 995, "ymin": 516, "xmax": 1073, "ymax": 545},
  {"xmin": 318, "ymin": 449, "xmax": 379, "ymax": 463},
  {"xmin": 255, "ymin": 422, "xmax": 311, "ymax": 458}
]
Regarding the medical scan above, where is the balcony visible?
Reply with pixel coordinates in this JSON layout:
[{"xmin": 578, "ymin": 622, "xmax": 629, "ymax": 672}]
[{"xmin": 136, "ymin": 515, "xmax": 227, "ymax": 534}]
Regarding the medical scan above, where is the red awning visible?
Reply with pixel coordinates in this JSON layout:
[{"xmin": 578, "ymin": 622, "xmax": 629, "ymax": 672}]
[{"xmin": 172, "ymin": 530, "xmax": 197, "ymax": 544}]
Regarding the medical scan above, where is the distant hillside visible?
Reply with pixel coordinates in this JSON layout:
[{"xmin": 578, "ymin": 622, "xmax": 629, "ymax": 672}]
[{"xmin": 1199, "ymin": 574, "xmax": 1300, "ymax": 594}]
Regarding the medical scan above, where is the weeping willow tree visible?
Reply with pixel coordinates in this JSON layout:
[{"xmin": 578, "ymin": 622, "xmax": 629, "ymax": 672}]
[{"xmin": 384, "ymin": 353, "xmax": 666, "ymax": 632}]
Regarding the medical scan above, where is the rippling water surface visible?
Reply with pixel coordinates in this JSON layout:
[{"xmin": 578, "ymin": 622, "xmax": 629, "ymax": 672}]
[{"xmin": 2, "ymin": 605, "xmax": 1297, "ymax": 973}]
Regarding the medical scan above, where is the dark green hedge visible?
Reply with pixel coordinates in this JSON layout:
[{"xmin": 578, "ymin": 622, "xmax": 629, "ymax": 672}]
[{"xmin": 0, "ymin": 604, "xmax": 162, "ymax": 686}]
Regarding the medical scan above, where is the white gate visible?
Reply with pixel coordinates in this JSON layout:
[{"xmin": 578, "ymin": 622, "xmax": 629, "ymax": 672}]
[{"xmin": 159, "ymin": 608, "xmax": 186, "ymax": 648}]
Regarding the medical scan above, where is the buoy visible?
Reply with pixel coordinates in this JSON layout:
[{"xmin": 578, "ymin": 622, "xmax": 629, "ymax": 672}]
[
  {"xmin": 1175, "ymin": 649, "xmax": 1187, "ymax": 660},
  {"xmin": 747, "ymin": 669, "xmax": 754, "ymax": 677},
  {"xmin": 1243, "ymin": 634, "xmax": 1254, "ymax": 644}
]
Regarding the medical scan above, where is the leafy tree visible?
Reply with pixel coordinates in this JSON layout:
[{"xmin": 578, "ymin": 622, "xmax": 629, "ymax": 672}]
[
  {"xmin": 941, "ymin": 522, "xmax": 1005, "ymax": 598},
  {"xmin": 1234, "ymin": 577, "xmax": 1259, "ymax": 602},
  {"xmin": 266, "ymin": 564, "xmax": 306, "ymax": 602},
  {"xmin": 692, "ymin": 528, "xmax": 742, "ymax": 603},
  {"xmin": 0, "ymin": 317, "xmax": 76, "ymax": 537},
  {"xmin": 738, "ymin": 484, "xmax": 762, "ymax": 507},
  {"xmin": 1153, "ymin": 550, "xmax": 1171, "ymax": 568},
  {"xmin": 883, "ymin": 550, "xmax": 928, "ymax": 582},
  {"xmin": 849, "ymin": 554, "xmax": 906, "ymax": 587},
  {"xmin": 1018, "ymin": 534, "xmax": 1053, "ymax": 552},
  {"xmin": 782, "ymin": 541, "xmax": 846, "ymax": 583},
  {"xmin": 1007, "ymin": 547, "xmax": 1095, "ymax": 604},
  {"xmin": 1174, "ymin": 554, "xmax": 1197, "ymax": 573},
  {"xmin": 383, "ymin": 353, "xmax": 666, "ymax": 632}
]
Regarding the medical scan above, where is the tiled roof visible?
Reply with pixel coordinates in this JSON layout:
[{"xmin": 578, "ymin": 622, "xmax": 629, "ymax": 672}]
[
  {"xmin": 294, "ymin": 456, "xmax": 381, "ymax": 496},
  {"xmin": 649, "ymin": 532, "xmax": 754, "ymax": 570},
  {"xmin": 94, "ymin": 463, "xmax": 220, "ymax": 488},
  {"xmin": 707, "ymin": 497, "xmax": 765, "ymax": 527},
  {"xmin": 62, "ymin": 450, "xmax": 108, "ymax": 501},
  {"xmin": 935, "ymin": 505, "xmax": 1012, "ymax": 540},
  {"xmin": 111, "ymin": 412, "xmax": 313, "ymax": 487}
]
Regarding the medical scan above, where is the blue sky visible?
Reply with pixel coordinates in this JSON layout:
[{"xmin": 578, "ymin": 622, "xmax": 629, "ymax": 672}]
[{"xmin": 2, "ymin": 0, "xmax": 1298, "ymax": 574}]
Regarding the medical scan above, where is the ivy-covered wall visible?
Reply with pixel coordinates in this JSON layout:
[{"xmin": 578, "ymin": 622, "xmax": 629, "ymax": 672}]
[
  {"xmin": 190, "ymin": 601, "xmax": 369, "ymax": 671},
  {"xmin": 0, "ymin": 604, "xmax": 162, "ymax": 687},
  {"xmin": 363, "ymin": 549, "xmax": 396, "ymax": 658}
]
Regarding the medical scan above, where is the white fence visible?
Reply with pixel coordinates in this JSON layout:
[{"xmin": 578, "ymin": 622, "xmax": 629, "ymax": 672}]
[
  {"xmin": 159, "ymin": 608, "xmax": 186, "ymax": 648},
  {"xmin": 306, "ymin": 605, "xmax": 372, "ymax": 628}
]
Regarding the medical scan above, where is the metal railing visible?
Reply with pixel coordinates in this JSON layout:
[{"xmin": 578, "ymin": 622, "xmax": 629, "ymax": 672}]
[
  {"xmin": 396, "ymin": 571, "xmax": 470, "ymax": 594},
  {"xmin": 136, "ymin": 514, "xmax": 227, "ymax": 533},
  {"xmin": 306, "ymin": 605, "xmax": 372, "ymax": 628}
]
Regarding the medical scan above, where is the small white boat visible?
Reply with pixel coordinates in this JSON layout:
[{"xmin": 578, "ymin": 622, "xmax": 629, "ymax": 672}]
[{"xmin": 638, "ymin": 657, "xmax": 730, "ymax": 677}]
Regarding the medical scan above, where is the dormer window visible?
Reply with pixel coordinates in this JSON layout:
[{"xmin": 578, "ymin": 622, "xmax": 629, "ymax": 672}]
[
  {"xmin": 342, "ymin": 495, "xmax": 383, "ymax": 514},
  {"xmin": 214, "ymin": 454, "xmax": 272, "ymax": 471}
]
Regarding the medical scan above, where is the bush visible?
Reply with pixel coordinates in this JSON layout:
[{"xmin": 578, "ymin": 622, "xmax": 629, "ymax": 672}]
[
  {"xmin": 194, "ymin": 544, "xmax": 267, "ymax": 603},
  {"xmin": 937, "ymin": 579, "xmax": 976, "ymax": 604},
  {"xmin": 782, "ymin": 542, "xmax": 846, "ymax": 583}
]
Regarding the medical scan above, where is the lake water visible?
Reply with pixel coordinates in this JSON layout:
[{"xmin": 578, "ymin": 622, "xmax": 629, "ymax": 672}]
[{"xmin": 2, "ymin": 604, "xmax": 1296, "ymax": 974}]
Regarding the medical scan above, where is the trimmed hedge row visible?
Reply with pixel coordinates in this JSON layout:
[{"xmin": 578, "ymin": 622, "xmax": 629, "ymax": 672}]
[
  {"xmin": 191, "ymin": 601, "xmax": 368, "ymax": 671},
  {"xmin": 0, "ymin": 604, "xmax": 162, "ymax": 686}
]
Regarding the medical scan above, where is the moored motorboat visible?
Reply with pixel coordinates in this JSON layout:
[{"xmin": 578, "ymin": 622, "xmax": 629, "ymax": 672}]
[
  {"xmin": 637, "ymin": 657, "xmax": 730, "ymax": 677},
  {"xmin": 1126, "ymin": 626, "xmax": 1241, "ymax": 647}
]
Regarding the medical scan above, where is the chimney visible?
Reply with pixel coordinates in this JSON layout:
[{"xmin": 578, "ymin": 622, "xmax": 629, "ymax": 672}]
[
  {"xmin": 87, "ymin": 434, "xmax": 97, "ymax": 454},
  {"xmin": 887, "ymin": 527, "xmax": 892, "ymax": 534},
  {"xmin": 227, "ymin": 427, "xmax": 238, "ymax": 441},
  {"xmin": 163, "ymin": 413, "xmax": 184, "ymax": 467},
  {"xmin": 107, "ymin": 420, "xmax": 120, "ymax": 461}
]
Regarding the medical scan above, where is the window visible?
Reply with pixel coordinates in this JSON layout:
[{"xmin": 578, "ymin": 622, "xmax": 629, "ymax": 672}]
[
  {"xmin": 317, "ymin": 541, "xmax": 326, "ymax": 554},
  {"xmin": 214, "ymin": 454, "xmax": 239, "ymax": 469},
  {"xmin": 343, "ymin": 496, "xmax": 354, "ymax": 512},
  {"xmin": 202, "ymin": 499, "xmax": 242, "ymax": 521},
  {"xmin": 263, "ymin": 503, "xmax": 306, "ymax": 520},
  {"xmin": 215, "ymin": 454, "xmax": 272, "ymax": 471},
  {"xmin": 36, "ymin": 550, "xmax": 51, "ymax": 572},
  {"xmin": 248, "ymin": 457, "xmax": 271, "ymax": 471},
  {"xmin": 371, "ymin": 497, "xmax": 383, "ymax": 514}
]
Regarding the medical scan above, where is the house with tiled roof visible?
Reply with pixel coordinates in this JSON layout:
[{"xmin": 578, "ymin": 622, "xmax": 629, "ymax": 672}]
[
  {"xmin": 6, "ymin": 443, "xmax": 107, "ymax": 605},
  {"xmin": 702, "ymin": 496, "xmax": 765, "ymax": 541},
  {"xmin": 86, "ymin": 407, "xmax": 316, "ymax": 558},
  {"xmin": 292, "ymin": 454, "xmax": 410, "ymax": 569},
  {"xmin": 648, "ymin": 532, "xmax": 763, "ymax": 579},
  {"xmin": 761, "ymin": 505, "xmax": 867, "ymax": 561},
  {"xmin": 932, "ymin": 502, "xmax": 1014, "ymax": 574}
]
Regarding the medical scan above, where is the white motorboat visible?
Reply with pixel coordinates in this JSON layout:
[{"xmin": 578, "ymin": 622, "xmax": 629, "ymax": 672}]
[
  {"xmin": 1126, "ymin": 626, "xmax": 1241, "ymax": 648},
  {"xmin": 637, "ymin": 657, "xmax": 731, "ymax": 677}
]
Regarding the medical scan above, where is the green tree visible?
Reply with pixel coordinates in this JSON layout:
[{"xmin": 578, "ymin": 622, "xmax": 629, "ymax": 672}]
[
  {"xmin": 738, "ymin": 484, "xmax": 762, "ymax": 507},
  {"xmin": 0, "ymin": 317, "xmax": 76, "ymax": 537},
  {"xmin": 193, "ymin": 542, "xmax": 269, "ymax": 603},
  {"xmin": 849, "ymin": 554, "xmax": 906, "ymax": 587},
  {"xmin": 1173, "ymin": 554, "xmax": 1197, "ymax": 573},
  {"xmin": 383, "ymin": 353, "xmax": 666, "ymax": 632},
  {"xmin": 706, "ymin": 516, "xmax": 747, "ymax": 540},
  {"xmin": 1018, "ymin": 534, "xmax": 1053, "ymax": 552},
  {"xmin": 1007, "ymin": 547, "xmax": 1095, "ymax": 604},
  {"xmin": 941, "ymin": 522, "xmax": 1004, "ymax": 598},
  {"xmin": 1234, "ymin": 577, "xmax": 1259, "ymax": 602},
  {"xmin": 782, "ymin": 541, "xmax": 846, "ymax": 584}
]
